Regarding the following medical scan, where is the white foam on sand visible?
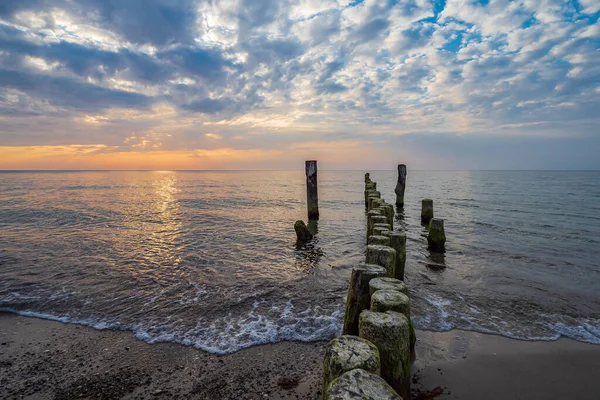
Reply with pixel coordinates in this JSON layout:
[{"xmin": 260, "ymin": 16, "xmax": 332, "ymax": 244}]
[{"xmin": 1, "ymin": 300, "xmax": 344, "ymax": 355}]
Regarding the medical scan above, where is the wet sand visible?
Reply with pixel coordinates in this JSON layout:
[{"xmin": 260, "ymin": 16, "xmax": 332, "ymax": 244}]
[{"xmin": 1, "ymin": 312, "xmax": 599, "ymax": 399}]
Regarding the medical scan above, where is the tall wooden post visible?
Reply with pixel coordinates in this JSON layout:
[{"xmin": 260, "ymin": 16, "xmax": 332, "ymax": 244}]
[
  {"xmin": 395, "ymin": 164, "xmax": 407, "ymax": 207},
  {"xmin": 305, "ymin": 160, "xmax": 319, "ymax": 220}
]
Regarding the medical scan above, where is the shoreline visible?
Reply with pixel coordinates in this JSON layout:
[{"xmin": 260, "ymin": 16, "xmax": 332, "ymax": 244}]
[{"xmin": 2, "ymin": 312, "xmax": 599, "ymax": 399}]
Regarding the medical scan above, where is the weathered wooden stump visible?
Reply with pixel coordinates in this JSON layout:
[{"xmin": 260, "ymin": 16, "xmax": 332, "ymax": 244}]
[
  {"xmin": 359, "ymin": 310, "xmax": 411, "ymax": 399},
  {"xmin": 324, "ymin": 368, "xmax": 402, "ymax": 400},
  {"xmin": 427, "ymin": 218, "xmax": 446, "ymax": 252},
  {"xmin": 294, "ymin": 220, "xmax": 313, "ymax": 243},
  {"xmin": 305, "ymin": 160, "xmax": 319, "ymax": 220},
  {"xmin": 421, "ymin": 199, "xmax": 433, "ymax": 224},
  {"xmin": 342, "ymin": 264, "xmax": 387, "ymax": 335},
  {"xmin": 395, "ymin": 164, "xmax": 407, "ymax": 207},
  {"xmin": 368, "ymin": 235, "xmax": 391, "ymax": 246},
  {"xmin": 383, "ymin": 231, "xmax": 406, "ymax": 281},
  {"xmin": 366, "ymin": 245, "xmax": 396, "ymax": 278},
  {"xmin": 322, "ymin": 335, "xmax": 381, "ymax": 398}
]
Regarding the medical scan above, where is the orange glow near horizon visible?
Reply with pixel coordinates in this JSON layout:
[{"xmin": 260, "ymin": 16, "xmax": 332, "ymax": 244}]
[
  {"xmin": 0, "ymin": 140, "xmax": 403, "ymax": 170},
  {"xmin": 0, "ymin": 145, "xmax": 289, "ymax": 170}
]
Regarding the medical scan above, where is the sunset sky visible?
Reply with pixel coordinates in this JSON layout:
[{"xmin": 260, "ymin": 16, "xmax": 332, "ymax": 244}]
[{"xmin": 0, "ymin": 0, "xmax": 599, "ymax": 170}]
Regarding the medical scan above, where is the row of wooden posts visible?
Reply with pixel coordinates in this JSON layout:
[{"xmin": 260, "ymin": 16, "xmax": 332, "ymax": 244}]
[
  {"xmin": 317, "ymin": 166, "xmax": 448, "ymax": 399},
  {"xmin": 321, "ymin": 170, "xmax": 414, "ymax": 399}
]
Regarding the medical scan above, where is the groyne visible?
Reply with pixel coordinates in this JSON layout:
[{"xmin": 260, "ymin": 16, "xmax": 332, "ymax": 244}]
[{"xmin": 321, "ymin": 167, "xmax": 446, "ymax": 399}]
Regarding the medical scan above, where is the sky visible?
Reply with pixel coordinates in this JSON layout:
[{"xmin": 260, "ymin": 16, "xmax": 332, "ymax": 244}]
[{"xmin": 0, "ymin": 0, "xmax": 599, "ymax": 170}]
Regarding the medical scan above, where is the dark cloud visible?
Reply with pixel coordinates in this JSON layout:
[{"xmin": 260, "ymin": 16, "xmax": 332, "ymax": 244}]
[
  {"xmin": 0, "ymin": 69, "xmax": 153, "ymax": 111},
  {"xmin": 354, "ymin": 18, "xmax": 390, "ymax": 42},
  {"xmin": 242, "ymin": 37, "xmax": 305, "ymax": 64},
  {"xmin": 0, "ymin": 25, "xmax": 172, "ymax": 83},
  {"xmin": 237, "ymin": 0, "xmax": 281, "ymax": 31},
  {"xmin": 181, "ymin": 98, "xmax": 227, "ymax": 113},
  {"xmin": 159, "ymin": 46, "xmax": 236, "ymax": 82},
  {"xmin": 1, "ymin": 0, "xmax": 200, "ymax": 45},
  {"xmin": 316, "ymin": 81, "xmax": 347, "ymax": 94}
]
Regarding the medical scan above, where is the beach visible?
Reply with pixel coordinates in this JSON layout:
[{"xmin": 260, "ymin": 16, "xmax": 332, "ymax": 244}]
[{"xmin": 2, "ymin": 312, "xmax": 599, "ymax": 399}]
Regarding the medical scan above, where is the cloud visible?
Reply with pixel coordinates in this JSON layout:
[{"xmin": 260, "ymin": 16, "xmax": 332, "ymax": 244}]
[{"xmin": 0, "ymin": 0, "xmax": 599, "ymax": 169}]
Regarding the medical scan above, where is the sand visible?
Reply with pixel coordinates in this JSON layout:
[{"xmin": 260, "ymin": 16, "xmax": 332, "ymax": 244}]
[{"xmin": 1, "ymin": 311, "xmax": 599, "ymax": 399}]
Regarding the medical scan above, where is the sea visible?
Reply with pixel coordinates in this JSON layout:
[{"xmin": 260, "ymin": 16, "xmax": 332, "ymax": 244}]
[{"xmin": 0, "ymin": 170, "xmax": 599, "ymax": 354}]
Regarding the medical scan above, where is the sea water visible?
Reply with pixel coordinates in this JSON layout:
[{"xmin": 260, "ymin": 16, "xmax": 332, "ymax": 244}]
[{"xmin": 0, "ymin": 170, "xmax": 598, "ymax": 353}]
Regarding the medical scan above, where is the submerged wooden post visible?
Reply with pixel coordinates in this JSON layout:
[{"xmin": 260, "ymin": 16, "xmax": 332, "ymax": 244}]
[
  {"xmin": 394, "ymin": 164, "xmax": 407, "ymax": 207},
  {"xmin": 305, "ymin": 160, "xmax": 319, "ymax": 220},
  {"xmin": 421, "ymin": 199, "xmax": 433, "ymax": 224},
  {"xmin": 294, "ymin": 220, "xmax": 313, "ymax": 243},
  {"xmin": 359, "ymin": 310, "xmax": 411, "ymax": 399},
  {"xmin": 427, "ymin": 218, "xmax": 446, "ymax": 252}
]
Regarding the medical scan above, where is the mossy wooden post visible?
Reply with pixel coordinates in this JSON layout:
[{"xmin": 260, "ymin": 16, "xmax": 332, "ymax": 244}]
[
  {"xmin": 322, "ymin": 336, "xmax": 381, "ymax": 398},
  {"xmin": 365, "ymin": 185, "xmax": 376, "ymax": 206},
  {"xmin": 368, "ymin": 235, "xmax": 391, "ymax": 246},
  {"xmin": 365, "ymin": 173, "xmax": 371, "ymax": 184},
  {"xmin": 421, "ymin": 199, "xmax": 433, "ymax": 224},
  {"xmin": 366, "ymin": 245, "xmax": 396, "ymax": 278},
  {"xmin": 368, "ymin": 193, "xmax": 381, "ymax": 211},
  {"xmin": 370, "ymin": 289, "xmax": 416, "ymax": 362},
  {"xmin": 427, "ymin": 218, "xmax": 446, "ymax": 252},
  {"xmin": 379, "ymin": 204, "xmax": 394, "ymax": 227},
  {"xmin": 369, "ymin": 277, "xmax": 409, "ymax": 298},
  {"xmin": 367, "ymin": 210, "xmax": 383, "ymax": 239},
  {"xmin": 394, "ymin": 164, "xmax": 407, "ymax": 208},
  {"xmin": 372, "ymin": 198, "xmax": 385, "ymax": 211},
  {"xmin": 294, "ymin": 220, "xmax": 313, "ymax": 243},
  {"xmin": 359, "ymin": 310, "xmax": 411, "ymax": 399},
  {"xmin": 342, "ymin": 264, "xmax": 387, "ymax": 336},
  {"xmin": 369, "ymin": 216, "xmax": 388, "ymax": 243},
  {"xmin": 324, "ymin": 369, "xmax": 402, "ymax": 400},
  {"xmin": 305, "ymin": 160, "xmax": 319, "ymax": 220},
  {"xmin": 383, "ymin": 231, "xmax": 406, "ymax": 281},
  {"xmin": 373, "ymin": 224, "xmax": 391, "ymax": 236}
]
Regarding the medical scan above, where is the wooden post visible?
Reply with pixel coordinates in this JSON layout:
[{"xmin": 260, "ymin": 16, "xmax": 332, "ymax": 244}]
[
  {"xmin": 421, "ymin": 199, "xmax": 433, "ymax": 224},
  {"xmin": 305, "ymin": 160, "xmax": 319, "ymax": 220},
  {"xmin": 395, "ymin": 165, "xmax": 407, "ymax": 207}
]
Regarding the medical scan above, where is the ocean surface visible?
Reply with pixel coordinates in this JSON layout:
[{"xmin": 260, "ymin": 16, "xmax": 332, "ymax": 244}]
[{"xmin": 1, "ymin": 170, "xmax": 599, "ymax": 353}]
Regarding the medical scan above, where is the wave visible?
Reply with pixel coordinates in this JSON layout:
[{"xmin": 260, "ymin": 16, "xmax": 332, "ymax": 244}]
[{"xmin": 0, "ymin": 301, "xmax": 344, "ymax": 355}]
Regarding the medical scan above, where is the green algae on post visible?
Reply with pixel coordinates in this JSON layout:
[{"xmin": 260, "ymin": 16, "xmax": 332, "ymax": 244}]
[
  {"xmin": 427, "ymin": 218, "xmax": 446, "ymax": 252},
  {"xmin": 359, "ymin": 310, "xmax": 411, "ymax": 400},
  {"xmin": 367, "ymin": 210, "xmax": 383, "ymax": 239},
  {"xmin": 294, "ymin": 220, "xmax": 313, "ymax": 243},
  {"xmin": 324, "ymin": 368, "xmax": 401, "ymax": 400},
  {"xmin": 366, "ymin": 245, "xmax": 396, "ymax": 278},
  {"xmin": 383, "ymin": 231, "xmax": 407, "ymax": 281},
  {"xmin": 368, "ymin": 277, "xmax": 409, "ymax": 298},
  {"xmin": 322, "ymin": 336, "xmax": 381, "ymax": 398},
  {"xmin": 370, "ymin": 290, "xmax": 410, "ymax": 317},
  {"xmin": 342, "ymin": 264, "xmax": 387, "ymax": 336},
  {"xmin": 373, "ymin": 225, "xmax": 391, "ymax": 237},
  {"xmin": 368, "ymin": 235, "xmax": 391, "ymax": 246}
]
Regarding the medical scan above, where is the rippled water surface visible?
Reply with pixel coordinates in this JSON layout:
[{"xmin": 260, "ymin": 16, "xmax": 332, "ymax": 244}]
[{"xmin": 1, "ymin": 170, "xmax": 599, "ymax": 352}]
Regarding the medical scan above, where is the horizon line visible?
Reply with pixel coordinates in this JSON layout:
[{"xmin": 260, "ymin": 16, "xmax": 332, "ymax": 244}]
[{"xmin": 1, "ymin": 169, "xmax": 599, "ymax": 172}]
